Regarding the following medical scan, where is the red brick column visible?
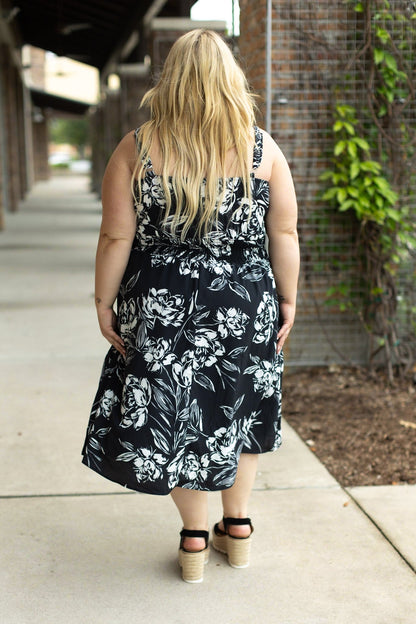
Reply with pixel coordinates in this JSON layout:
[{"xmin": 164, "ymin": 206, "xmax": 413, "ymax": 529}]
[
  {"xmin": 32, "ymin": 114, "xmax": 50, "ymax": 181},
  {"xmin": 2, "ymin": 50, "xmax": 20, "ymax": 212},
  {"xmin": 238, "ymin": 0, "xmax": 267, "ymax": 127}
]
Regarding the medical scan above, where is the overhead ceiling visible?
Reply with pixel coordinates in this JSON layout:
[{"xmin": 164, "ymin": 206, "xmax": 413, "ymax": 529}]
[
  {"xmin": 30, "ymin": 87, "xmax": 90, "ymax": 115},
  {"xmin": 12, "ymin": 0, "xmax": 195, "ymax": 70}
]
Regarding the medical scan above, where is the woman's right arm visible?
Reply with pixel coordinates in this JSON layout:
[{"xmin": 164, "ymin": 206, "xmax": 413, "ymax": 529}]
[
  {"xmin": 264, "ymin": 135, "xmax": 300, "ymax": 354},
  {"xmin": 95, "ymin": 132, "xmax": 137, "ymax": 357}
]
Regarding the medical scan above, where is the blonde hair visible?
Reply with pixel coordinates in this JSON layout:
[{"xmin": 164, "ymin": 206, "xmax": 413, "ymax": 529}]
[{"xmin": 132, "ymin": 29, "xmax": 256, "ymax": 241}]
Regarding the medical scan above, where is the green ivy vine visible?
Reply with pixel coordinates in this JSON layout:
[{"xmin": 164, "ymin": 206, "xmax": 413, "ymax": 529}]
[{"xmin": 320, "ymin": 0, "xmax": 416, "ymax": 380}]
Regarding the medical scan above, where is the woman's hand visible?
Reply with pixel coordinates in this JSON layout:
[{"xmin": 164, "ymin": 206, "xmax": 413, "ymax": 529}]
[
  {"xmin": 277, "ymin": 301, "xmax": 296, "ymax": 355},
  {"xmin": 96, "ymin": 304, "xmax": 126, "ymax": 358}
]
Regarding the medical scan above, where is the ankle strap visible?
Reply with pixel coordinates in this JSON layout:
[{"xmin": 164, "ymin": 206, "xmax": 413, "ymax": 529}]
[
  {"xmin": 223, "ymin": 517, "xmax": 252, "ymax": 530},
  {"xmin": 180, "ymin": 529, "xmax": 209, "ymax": 540}
]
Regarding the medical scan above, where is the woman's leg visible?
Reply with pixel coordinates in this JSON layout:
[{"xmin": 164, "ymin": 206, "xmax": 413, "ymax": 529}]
[
  {"xmin": 171, "ymin": 487, "xmax": 208, "ymax": 551},
  {"xmin": 220, "ymin": 453, "xmax": 258, "ymax": 537}
]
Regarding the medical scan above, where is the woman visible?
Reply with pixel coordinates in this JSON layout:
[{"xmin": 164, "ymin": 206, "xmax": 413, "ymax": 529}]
[{"xmin": 82, "ymin": 29, "xmax": 299, "ymax": 583}]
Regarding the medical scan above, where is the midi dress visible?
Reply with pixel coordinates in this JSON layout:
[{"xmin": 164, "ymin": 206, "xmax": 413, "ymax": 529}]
[{"xmin": 81, "ymin": 126, "xmax": 284, "ymax": 495}]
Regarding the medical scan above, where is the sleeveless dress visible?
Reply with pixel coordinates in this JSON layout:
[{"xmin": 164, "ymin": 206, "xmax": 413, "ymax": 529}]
[{"xmin": 81, "ymin": 126, "xmax": 284, "ymax": 495}]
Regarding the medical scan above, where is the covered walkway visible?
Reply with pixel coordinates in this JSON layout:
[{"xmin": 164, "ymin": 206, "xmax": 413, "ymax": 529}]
[{"xmin": 1, "ymin": 176, "xmax": 416, "ymax": 623}]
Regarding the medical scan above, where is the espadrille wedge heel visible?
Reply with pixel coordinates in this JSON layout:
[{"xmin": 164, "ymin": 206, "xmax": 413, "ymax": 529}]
[
  {"xmin": 178, "ymin": 529, "xmax": 209, "ymax": 583},
  {"xmin": 212, "ymin": 517, "xmax": 254, "ymax": 569}
]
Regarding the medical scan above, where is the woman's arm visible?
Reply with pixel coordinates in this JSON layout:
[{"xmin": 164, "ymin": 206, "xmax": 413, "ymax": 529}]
[
  {"xmin": 95, "ymin": 132, "xmax": 137, "ymax": 357},
  {"xmin": 264, "ymin": 134, "xmax": 300, "ymax": 354}
]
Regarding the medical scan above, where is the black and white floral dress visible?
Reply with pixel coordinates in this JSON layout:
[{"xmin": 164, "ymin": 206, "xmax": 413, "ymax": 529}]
[{"xmin": 82, "ymin": 126, "xmax": 284, "ymax": 495}]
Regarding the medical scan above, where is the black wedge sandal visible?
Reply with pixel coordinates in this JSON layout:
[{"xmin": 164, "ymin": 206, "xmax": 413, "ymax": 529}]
[
  {"xmin": 212, "ymin": 517, "xmax": 254, "ymax": 568},
  {"xmin": 178, "ymin": 529, "xmax": 209, "ymax": 583}
]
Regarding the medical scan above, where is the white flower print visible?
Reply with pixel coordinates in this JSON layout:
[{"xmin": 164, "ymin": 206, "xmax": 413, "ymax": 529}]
[
  {"xmin": 271, "ymin": 425, "xmax": 282, "ymax": 451},
  {"xmin": 180, "ymin": 452, "xmax": 210, "ymax": 486},
  {"xmin": 221, "ymin": 178, "xmax": 243, "ymax": 212},
  {"xmin": 143, "ymin": 176, "xmax": 166, "ymax": 206},
  {"xmin": 136, "ymin": 206, "xmax": 156, "ymax": 246},
  {"xmin": 215, "ymin": 307, "xmax": 249, "ymax": 339},
  {"xmin": 96, "ymin": 389, "xmax": 119, "ymax": 419},
  {"xmin": 243, "ymin": 357, "xmax": 280, "ymax": 398},
  {"xmin": 178, "ymin": 253, "xmax": 203, "ymax": 278},
  {"xmin": 118, "ymin": 298, "xmax": 138, "ymax": 337},
  {"xmin": 207, "ymin": 421, "xmax": 238, "ymax": 464},
  {"xmin": 229, "ymin": 198, "xmax": 264, "ymax": 242},
  {"xmin": 253, "ymin": 293, "xmax": 277, "ymax": 344},
  {"xmin": 187, "ymin": 328, "xmax": 225, "ymax": 368},
  {"xmin": 150, "ymin": 247, "xmax": 176, "ymax": 268},
  {"xmin": 141, "ymin": 288, "xmax": 185, "ymax": 329},
  {"xmin": 239, "ymin": 411, "xmax": 262, "ymax": 450},
  {"xmin": 142, "ymin": 337, "xmax": 175, "ymax": 371},
  {"xmin": 202, "ymin": 229, "xmax": 232, "ymax": 258},
  {"xmin": 121, "ymin": 374, "xmax": 151, "ymax": 429},
  {"xmin": 172, "ymin": 351, "xmax": 197, "ymax": 388},
  {"xmin": 133, "ymin": 447, "xmax": 167, "ymax": 483},
  {"xmin": 177, "ymin": 398, "xmax": 204, "ymax": 432}
]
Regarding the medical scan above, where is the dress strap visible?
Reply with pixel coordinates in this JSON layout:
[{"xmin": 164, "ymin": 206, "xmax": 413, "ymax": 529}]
[
  {"xmin": 252, "ymin": 126, "xmax": 263, "ymax": 170},
  {"xmin": 134, "ymin": 127, "xmax": 153, "ymax": 169}
]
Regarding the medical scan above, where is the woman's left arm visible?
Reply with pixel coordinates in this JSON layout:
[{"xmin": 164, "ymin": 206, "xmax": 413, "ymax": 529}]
[{"xmin": 95, "ymin": 132, "xmax": 137, "ymax": 357}]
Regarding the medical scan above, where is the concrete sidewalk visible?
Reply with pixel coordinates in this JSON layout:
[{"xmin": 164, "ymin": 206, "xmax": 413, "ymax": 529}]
[{"xmin": 1, "ymin": 176, "xmax": 415, "ymax": 624}]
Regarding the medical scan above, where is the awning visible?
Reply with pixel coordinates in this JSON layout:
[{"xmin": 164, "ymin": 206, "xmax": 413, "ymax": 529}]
[{"xmin": 30, "ymin": 87, "xmax": 90, "ymax": 115}]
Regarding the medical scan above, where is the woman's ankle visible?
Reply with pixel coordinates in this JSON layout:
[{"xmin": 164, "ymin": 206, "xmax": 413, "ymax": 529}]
[
  {"xmin": 181, "ymin": 537, "xmax": 207, "ymax": 552},
  {"xmin": 219, "ymin": 516, "xmax": 252, "ymax": 538}
]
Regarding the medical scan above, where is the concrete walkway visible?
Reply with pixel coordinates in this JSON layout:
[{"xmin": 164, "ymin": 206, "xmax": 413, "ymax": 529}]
[{"xmin": 1, "ymin": 176, "xmax": 415, "ymax": 624}]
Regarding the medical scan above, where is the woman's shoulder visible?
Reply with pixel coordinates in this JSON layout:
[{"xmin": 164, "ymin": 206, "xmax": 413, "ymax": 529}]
[
  {"xmin": 254, "ymin": 127, "xmax": 288, "ymax": 180},
  {"xmin": 256, "ymin": 127, "xmax": 285, "ymax": 158},
  {"xmin": 107, "ymin": 130, "xmax": 139, "ymax": 171}
]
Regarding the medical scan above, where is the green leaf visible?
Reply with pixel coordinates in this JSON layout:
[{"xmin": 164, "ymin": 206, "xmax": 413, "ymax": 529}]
[
  {"xmin": 374, "ymin": 48, "xmax": 385, "ymax": 64},
  {"xmin": 376, "ymin": 27, "xmax": 390, "ymax": 43},
  {"xmin": 384, "ymin": 52, "xmax": 397, "ymax": 72},
  {"xmin": 385, "ymin": 208, "xmax": 401, "ymax": 222},
  {"xmin": 378, "ymin": 104, "xmax": 387, "ymax": 118},
  {"xmin": 375, "ymin": 195, "xmax": 384, "ymax": 209},
  {"xmin": 350, "ymin": 162, "xmax": 360, "ymax": 179},
  {"xmin": 353, "ymin": 137, "xmax": 370, "ymax": 151},
  {"xmin": 333, "ymin": 120, "xmax": 344, "ymax": 132},
  {"xmin": 354, "ymin": 2, "xmax": 364, "ymax": 12},
  {"xmin": 347, "ymin": 141, "xmax": 357, "ymax": 157},
  {"xmin": 333, "ymin": 173, "xmax": 348, "ymax": 185},
  {"xmin": 385, "ymin": 89, "xmax": 395, "ymax": 103},
  {"xmin": 334, "ymin": 140, "xmax": 346, "ymax": 156},
  {"xmin": 361, "ymin": 161, "xmax": 381, "ymax": 173},
  {"xmin": 339, "ymin": 199, "xmax": 354, "ymax": 211},
  {"xmin": 337, "ymin": 188, "xmax": 347, "ymax": 203},
  {"xmin": 347, "ymin": 185, "xmax": 359, "ymax": 198},
  {"xmin": 373, "ymin": 176, "xmax": 389, "ymax": 191},
  {"xmin": 322, "ymin": 188, "xmax": 338, "ymax": 201},
  {"xmin": 344, "ymin": 122, "xmax": 355, "ymax": 135},
  {"xmin": 336, "ymin": 104, "xmax": 355, "ymax": 118}
]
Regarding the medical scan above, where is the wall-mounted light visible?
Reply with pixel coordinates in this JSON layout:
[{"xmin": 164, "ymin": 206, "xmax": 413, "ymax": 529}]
[{"xmin": 107, "ymin": 73, "xmax": 120, "ymax": 91}]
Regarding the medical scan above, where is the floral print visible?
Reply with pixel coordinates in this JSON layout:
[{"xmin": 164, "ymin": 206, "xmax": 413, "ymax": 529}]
[
  {"xmin": 120, "ymin": 375, "xmax": 151, "ymax": 429},
  {"xmin": 82, "ymin": 126, "xmax": 284, "ymax": 495},
  {"xmin": 254, "ymin": 293, "xmax": 277, "ymax": 344}
]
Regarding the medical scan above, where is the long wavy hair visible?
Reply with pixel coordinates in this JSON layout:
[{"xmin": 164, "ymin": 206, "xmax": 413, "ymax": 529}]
[{"xmin": 132, "ymin": 29, "xmax": 256, "ymax": 241}]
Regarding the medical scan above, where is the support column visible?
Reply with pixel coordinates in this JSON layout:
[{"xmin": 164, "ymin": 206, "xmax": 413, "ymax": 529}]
[{"xmin": 3, "ymin": 54, "xmax": 20, "ymax": 212}]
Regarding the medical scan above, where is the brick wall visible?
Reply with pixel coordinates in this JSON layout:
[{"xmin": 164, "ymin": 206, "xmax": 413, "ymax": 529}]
[
  {"xmin": 239, "ymin": 0, "xmax": 267, "ymax": 127},
  {"xmin": 239, "ymin": 0, "xmax": 369, "ymax": 366},
  {"xmin": 0, "ymin": 38, "xmax": 32, "ymax": 229}
]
